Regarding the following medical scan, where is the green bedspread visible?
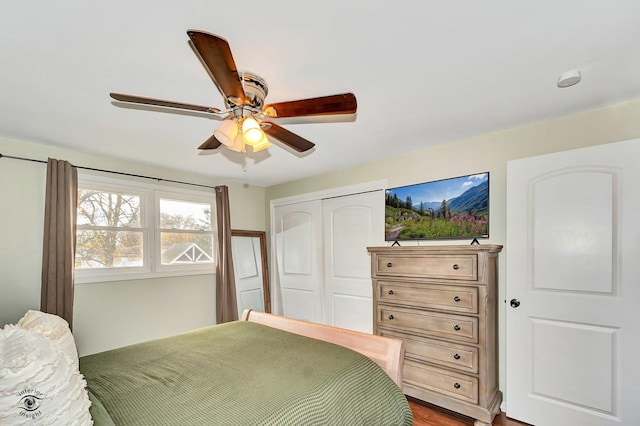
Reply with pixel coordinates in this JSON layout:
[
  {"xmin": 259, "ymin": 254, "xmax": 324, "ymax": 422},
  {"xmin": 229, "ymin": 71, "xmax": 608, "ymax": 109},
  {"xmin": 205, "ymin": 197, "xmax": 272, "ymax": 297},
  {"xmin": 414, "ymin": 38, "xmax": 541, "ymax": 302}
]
[{"xmin": 79, "ymin": 321, "xmax": 412, "ymax": 425}]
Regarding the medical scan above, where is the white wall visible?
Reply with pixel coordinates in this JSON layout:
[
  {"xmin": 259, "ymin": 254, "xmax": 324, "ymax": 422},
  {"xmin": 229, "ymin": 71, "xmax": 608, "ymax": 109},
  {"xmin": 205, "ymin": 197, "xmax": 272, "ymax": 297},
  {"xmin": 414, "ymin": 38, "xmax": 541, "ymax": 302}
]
[
  {"xmin": 0, "ymin": 136, "xmax": 266, "ymax": 355},
  {"xmin": 264, "ymin": 98, "xmax": 640, "ymax": 396}
]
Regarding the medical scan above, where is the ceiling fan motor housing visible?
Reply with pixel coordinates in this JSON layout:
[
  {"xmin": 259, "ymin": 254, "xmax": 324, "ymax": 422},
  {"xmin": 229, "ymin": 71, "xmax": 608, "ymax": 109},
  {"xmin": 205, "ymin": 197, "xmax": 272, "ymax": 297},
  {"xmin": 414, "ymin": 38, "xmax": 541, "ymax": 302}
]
[{"xmin": 240, "ymin": 72, "xmax": 268, "ymax": 108}]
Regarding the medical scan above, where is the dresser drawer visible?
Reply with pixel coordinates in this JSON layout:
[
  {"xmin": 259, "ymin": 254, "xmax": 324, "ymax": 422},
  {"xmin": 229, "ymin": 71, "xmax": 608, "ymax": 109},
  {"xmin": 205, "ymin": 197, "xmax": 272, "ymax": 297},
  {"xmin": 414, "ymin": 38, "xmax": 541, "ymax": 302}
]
[
  {"xmin": 375, "ymin": 254, "xmax": 477, "ymax": 281},
  {"xmin": 377, "ymin": 305, "xmax": 478, "ymax": 343},
  {"xmin": 376, "ymin": 281, "xmax": 478, "ymax": 314},
  {"xmin": 380, "ymin": 328, "xmax": 478, "ymax": 374},
  {"xmin": 404, "ymin": 359, "xmax": 479, "ymax": 404}
]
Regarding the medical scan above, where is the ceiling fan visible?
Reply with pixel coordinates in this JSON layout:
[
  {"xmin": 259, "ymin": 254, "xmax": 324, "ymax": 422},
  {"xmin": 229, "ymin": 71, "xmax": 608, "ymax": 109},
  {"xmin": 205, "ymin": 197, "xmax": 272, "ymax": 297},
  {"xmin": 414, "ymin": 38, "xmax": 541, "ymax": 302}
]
[{"xmin": 110, "ymin": 30, "xmax": 357, "ymax": 154}]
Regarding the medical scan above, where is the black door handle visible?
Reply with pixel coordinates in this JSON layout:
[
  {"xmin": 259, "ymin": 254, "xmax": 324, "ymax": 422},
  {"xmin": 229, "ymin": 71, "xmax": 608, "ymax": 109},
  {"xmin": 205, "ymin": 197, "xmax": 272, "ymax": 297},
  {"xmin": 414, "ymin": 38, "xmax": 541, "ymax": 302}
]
[{"xmin": 510, "ymin": 299, "xmax": 521, "ymax": 308}]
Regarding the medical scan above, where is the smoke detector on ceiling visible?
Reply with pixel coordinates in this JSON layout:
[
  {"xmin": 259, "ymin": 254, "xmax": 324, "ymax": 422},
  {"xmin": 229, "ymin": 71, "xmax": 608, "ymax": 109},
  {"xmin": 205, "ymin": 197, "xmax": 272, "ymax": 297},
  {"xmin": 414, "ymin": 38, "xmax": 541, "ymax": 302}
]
[{"xmin": 557, "ymin": 70, "xmax": 582, "ymax": 88}]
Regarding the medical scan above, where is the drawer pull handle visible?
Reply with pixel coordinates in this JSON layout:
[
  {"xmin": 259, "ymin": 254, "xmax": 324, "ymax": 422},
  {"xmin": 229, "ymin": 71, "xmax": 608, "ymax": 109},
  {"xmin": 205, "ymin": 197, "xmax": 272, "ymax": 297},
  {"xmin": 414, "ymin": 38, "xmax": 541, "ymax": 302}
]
[
  {"xmin": 388, "ymin": 315, "xmax": 394, "ymax": 320},
  {"xmin": 453, "ymin": 382, "xmax": 461, "ymax": 389},
  {"xmin": 388, "ymin": 289, "xmax": 394, "ymax": 295},
  {"xmin": 453, "ymin": 296, "xmax": 461, "ymax": 302},
  {"xmin": 452, "ymin": 264, "xmax": 460, "ymax": 270},
  {"xmin": 386, "ymin": 262, "xmax": 393, "ymax": 268},
  {"xmin": 453, "ymin": 353, "xmax": 461, "ymax": 360},
  {"xmin": 454, "ymin": 325, "xmax": 461, "ymax": 331}
]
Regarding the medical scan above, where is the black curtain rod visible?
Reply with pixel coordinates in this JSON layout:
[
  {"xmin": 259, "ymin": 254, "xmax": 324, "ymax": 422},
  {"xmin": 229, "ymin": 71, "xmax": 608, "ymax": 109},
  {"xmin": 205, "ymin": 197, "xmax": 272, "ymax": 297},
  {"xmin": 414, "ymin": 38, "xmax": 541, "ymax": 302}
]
[{"xmin": 0, "ymin": 153, "xmax": 219, "ymax": 190}]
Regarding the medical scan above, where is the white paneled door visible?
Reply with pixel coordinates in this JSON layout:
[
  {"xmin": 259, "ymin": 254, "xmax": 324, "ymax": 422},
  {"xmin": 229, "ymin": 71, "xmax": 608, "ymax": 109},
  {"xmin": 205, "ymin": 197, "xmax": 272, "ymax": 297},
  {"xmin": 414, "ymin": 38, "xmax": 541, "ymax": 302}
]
[
  {"xmin": 506, "ymin": 139, "xmax": 640, "ymax": 425},
  {"xmin": 322, "ymin": 191, "xmax": 385, "ymax": 333},
  {"xmin": 273, "ymin": 188, "xmax": 384, "ymax": 331},
  {"xmin": 273, "ymin": 200, "xmax": 323, "ymax": 323}
]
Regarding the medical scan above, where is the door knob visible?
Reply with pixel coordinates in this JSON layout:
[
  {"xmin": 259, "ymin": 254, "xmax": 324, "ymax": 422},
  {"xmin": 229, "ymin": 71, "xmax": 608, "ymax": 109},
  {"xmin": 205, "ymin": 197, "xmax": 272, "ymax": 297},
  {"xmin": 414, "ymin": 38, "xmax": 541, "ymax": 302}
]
[{"xmin": 510, "ymin": 299, "xmax": 521, "ymax": 308}]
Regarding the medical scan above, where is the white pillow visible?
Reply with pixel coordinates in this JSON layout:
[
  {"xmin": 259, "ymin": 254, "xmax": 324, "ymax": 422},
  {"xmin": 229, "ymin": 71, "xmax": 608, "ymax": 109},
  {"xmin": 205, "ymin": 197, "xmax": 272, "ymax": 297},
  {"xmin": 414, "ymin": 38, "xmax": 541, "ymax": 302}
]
[
  {"xmin": 0, "ymin": 326, "xmax": 92, "ymax": 425},
  {"xmin": 17, "ymin": 310, "xmax": 79, "ymax": 371}
]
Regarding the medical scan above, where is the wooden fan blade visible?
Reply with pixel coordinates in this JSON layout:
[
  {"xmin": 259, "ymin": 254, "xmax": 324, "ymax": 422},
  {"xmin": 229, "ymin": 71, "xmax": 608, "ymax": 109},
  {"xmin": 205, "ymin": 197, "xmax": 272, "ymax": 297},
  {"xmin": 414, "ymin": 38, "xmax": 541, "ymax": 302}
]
[
  {"xmin": 110, "ymin": 93, "xmax": 220, "ymax": 113},
  {"xmin": 187, "ymin": 30, "xmax": 246, "ymax": 104},
  {"xmin": 262, "ymin": 93, "xmax": 357, "ymax": 118},
  {"xmin": 198, "ymin": 134, "xmax": 222, "ymax": 150},
  {"xmin": 263, "ymin": 122, "xmax": 315, "ymax": 153}
]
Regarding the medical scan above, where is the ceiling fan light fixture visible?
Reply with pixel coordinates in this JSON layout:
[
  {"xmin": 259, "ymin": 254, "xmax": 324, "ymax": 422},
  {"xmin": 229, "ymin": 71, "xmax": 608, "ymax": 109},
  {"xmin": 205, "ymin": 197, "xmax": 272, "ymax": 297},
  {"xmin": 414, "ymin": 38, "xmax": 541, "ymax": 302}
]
[
  {"xmin": 227, "ymin": 133, "xmax": 245, "ymax": 153},
  {"xmin": 242, "ymin": 117, "xmax": 265, "ymax": 146},
  {"xmin": 213, "ymin": 119, "xmax": 239, "ymax": 146},
  {"xmin": 250, "ymin": 133, "xmax": 271, "ymax": 152}
]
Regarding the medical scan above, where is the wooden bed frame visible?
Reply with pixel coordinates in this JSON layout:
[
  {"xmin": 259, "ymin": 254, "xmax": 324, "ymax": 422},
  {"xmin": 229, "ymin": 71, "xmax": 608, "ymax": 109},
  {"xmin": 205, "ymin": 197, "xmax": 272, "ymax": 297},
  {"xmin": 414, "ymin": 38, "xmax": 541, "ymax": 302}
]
[{"xmin": 241, "ymin": 309, "xmax": 405, "ymax": 388}]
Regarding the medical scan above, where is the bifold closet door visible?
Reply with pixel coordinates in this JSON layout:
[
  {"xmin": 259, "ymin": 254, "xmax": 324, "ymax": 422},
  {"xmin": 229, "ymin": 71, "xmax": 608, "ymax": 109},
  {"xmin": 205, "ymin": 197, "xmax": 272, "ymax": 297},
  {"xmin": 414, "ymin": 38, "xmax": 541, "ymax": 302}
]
[{"xmin": 273, "ymin": 190, "xmax": 384, "ymax": 331}]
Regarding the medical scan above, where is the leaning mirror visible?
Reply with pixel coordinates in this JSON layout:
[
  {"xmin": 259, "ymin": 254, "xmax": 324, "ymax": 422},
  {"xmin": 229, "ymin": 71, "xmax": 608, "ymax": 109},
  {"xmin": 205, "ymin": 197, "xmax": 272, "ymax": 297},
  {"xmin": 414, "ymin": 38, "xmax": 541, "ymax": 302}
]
[{"xmin": 231, "ymin": 230, "xmax": 271, "ymax": 317}]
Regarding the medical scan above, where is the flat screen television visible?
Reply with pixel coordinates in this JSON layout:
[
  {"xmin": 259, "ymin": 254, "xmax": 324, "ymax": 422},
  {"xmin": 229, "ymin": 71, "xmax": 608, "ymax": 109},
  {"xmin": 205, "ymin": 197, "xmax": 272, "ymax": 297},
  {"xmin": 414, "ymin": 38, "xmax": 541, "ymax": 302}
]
[{"xmin": 385, "ymin": 172, "xmax": 489, "ymax": 241}]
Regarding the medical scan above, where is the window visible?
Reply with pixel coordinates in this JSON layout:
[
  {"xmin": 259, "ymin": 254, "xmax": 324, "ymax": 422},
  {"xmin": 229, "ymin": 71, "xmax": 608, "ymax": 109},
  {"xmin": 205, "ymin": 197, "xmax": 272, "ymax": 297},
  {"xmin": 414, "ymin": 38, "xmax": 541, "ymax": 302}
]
[
  {"xmin": 76, "ymin": 187, "xmax": 146, "ymax": 269},
  {"xmin": 75, "ymin": 174, "xmax": 215, "ymax": 283},
  {"xmin": 156, "ymin": 194, "xmax": 214, "ymax": 268}
]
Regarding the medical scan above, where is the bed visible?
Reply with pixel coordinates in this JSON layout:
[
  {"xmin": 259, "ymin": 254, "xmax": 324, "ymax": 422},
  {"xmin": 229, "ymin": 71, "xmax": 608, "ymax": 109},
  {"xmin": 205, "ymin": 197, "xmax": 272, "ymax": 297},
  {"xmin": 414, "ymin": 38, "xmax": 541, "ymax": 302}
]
[{"xmin": 79, "ymin": 310, "xmax": 412, "ymax": 425}]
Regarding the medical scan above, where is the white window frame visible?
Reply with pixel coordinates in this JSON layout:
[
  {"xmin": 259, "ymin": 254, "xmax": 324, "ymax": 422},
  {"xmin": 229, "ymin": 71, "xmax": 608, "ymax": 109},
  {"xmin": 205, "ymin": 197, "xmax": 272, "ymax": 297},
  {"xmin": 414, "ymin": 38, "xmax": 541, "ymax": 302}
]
[
  {"xmin": 75, "ymin": 173, "xmax": 216, "ymax": 284},
  {"xmin": 154, "ymin": 190, "xmax": 216, "ymax": 275}
]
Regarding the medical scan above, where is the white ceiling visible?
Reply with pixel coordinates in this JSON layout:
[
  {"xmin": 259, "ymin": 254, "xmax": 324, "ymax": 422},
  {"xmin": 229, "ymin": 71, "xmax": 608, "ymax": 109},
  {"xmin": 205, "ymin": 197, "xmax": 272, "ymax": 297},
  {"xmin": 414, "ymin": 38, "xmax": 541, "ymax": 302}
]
[{"xmin": 2, "ymin": 1, "xmax": 639, "ymax": 187}]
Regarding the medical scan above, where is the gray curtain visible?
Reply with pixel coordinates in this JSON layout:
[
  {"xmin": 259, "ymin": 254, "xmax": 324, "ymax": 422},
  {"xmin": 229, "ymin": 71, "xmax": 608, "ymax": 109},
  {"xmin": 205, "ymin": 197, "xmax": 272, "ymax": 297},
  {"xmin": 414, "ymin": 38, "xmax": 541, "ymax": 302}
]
[
  {"xmin": 41, "ymin": 158, "xmax": 78, "ymax": 328},
  {"xmin": 215, "ymin": 185, "xmax": 237, "ymax": 323}
]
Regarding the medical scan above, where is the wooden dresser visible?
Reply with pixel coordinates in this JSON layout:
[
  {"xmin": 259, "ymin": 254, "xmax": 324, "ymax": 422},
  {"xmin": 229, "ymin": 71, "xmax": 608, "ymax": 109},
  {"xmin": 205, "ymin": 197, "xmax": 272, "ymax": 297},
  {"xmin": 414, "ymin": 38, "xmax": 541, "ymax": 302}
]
[{"xmin": 367, "ymin": 245, "xmax": 502, "ymax": 426}]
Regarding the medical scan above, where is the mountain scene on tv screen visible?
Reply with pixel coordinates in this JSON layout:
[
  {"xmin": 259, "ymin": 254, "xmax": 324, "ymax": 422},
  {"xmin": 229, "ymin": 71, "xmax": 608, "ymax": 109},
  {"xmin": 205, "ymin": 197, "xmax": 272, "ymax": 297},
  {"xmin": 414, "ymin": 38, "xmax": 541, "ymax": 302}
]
[{"xmin": 385, "ymin": 174, "xmax": 489, "ymax": 240}]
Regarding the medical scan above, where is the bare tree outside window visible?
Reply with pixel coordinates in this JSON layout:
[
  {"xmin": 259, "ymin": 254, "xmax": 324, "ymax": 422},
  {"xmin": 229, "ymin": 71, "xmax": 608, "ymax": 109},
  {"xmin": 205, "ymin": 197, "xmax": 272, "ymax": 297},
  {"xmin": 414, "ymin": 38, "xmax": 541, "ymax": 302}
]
[{"xmin": 76, "ymin": 189, "xmax": 143, "ymax": 268}]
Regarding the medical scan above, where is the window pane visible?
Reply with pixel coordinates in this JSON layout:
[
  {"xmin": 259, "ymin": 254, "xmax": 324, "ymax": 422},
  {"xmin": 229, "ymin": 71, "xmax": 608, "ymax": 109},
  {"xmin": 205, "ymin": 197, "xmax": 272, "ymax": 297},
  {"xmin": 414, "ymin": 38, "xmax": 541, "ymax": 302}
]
[
  {"xmin": 75, "ymin": 230, "xmax": 143, "ymax": 269},
  {"xmin": 160, "ymin": 199, "xmax": 211, "ymax": 231},
  {"xmin": 160, "ymin": 232, "xmax": 213, "ymax": 265},
  {"xmin": 77, "ymin": 190, "xmax": 141, "ymax": 227}
]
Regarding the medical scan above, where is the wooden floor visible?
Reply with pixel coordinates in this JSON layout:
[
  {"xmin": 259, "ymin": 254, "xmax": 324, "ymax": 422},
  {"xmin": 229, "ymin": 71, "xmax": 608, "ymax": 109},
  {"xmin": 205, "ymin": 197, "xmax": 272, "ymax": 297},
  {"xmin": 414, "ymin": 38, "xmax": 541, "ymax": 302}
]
[{"xmin": 408, "ymin": 397, "xmax": 531, "ymax": 426}]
